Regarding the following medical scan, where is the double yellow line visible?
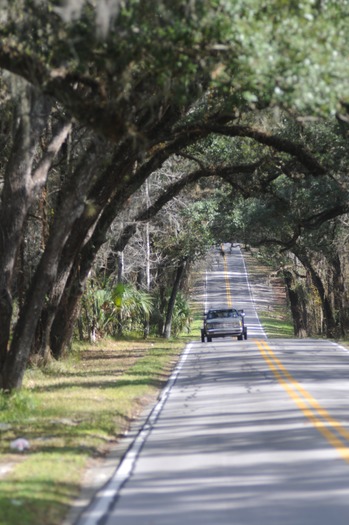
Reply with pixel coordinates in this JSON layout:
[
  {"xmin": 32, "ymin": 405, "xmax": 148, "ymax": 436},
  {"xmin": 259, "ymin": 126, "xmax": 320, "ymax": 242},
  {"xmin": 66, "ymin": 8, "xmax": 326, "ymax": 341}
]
[
  {"xmin": 255, "ymin": 339, "xmax": 349, "ymax": 463},
  {"xmin": 222, "ymin": 249, "xmax": 232, "ymax": 307}
]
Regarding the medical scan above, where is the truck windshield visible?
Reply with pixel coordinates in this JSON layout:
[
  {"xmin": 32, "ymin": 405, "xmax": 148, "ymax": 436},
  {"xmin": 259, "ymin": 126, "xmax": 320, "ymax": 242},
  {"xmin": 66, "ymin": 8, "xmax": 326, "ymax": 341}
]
[{"xmin": 207, "ymin": 309, "xmax": 238, "ymax": 319}]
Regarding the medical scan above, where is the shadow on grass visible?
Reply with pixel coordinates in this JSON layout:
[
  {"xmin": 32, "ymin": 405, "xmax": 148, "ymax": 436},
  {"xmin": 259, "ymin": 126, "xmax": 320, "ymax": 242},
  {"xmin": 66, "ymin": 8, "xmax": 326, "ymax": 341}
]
[
  {"xmin": 0, "ymin": 479, "xmax": 80, "ymax": 525},
  {"xmin": 31, "ymin": 376, "xmax": 166, "ymax": 393},
  {"xmin": 259, "ymin": 314, "xmax": 294, "ymax": 338},
  {"xmin": 80, "ymin": 352, "xmax": 146, "ymax": 361}
]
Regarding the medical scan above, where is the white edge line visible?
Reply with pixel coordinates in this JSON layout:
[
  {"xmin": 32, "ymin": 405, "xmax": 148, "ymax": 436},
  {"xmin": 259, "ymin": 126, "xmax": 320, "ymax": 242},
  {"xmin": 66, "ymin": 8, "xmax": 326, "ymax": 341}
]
[
  {"xmin": 330, "ymin": 341, "xmax": 349, "ymax": 353},
  {"xmin": 204, "ymin": 270, "xmax": 208, "ymax": 314},
  {"xmin": 76, "ymin": 342, "xmax": 194, "ymax": 525}
]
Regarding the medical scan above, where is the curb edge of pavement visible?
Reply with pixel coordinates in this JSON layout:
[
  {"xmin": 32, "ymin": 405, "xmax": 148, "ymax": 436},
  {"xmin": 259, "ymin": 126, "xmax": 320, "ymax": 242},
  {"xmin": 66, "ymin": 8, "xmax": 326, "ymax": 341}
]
[{"xmin": 62, "ymin": 396, "xmax": 159, "ymax": 525}]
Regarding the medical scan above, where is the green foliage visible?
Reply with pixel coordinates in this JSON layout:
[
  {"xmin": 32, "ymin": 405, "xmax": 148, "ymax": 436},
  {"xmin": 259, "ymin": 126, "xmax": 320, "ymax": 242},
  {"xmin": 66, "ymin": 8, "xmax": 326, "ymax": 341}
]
[
  {"xmin": 1, "ymin": 0, "xmax": 349, "ymax": 386},
  {"xmin": 223, "ymin": 0, "xmax": 349, "ymax": 113},
  {"xmin": 0, "ymin": 390, "xmax": 37, "ymax": 422},
  {"xmin": 112, "ymin": 283, "xmax": 153, "ymax": 324},
  {"xmin": 170, "ymin": 292, "xmax": 192, "ymax": 336},
  {"xmin": 259, "ymin": 312, "xmax": 294, "ymax": 338},
  {"xmin": 203, "ymin": 112, "xmax": 349, "ymax": 249},
  {"xmin": 0, "ymin": 0, "xmax": 233, "ymax": 112},
  {"xmin": 1, "ymin": 0, "xmax": 348, "ymax": 117},
  {"xmin": 152, "ymin": 199, "xmax": 216, "ymax": 265},
  {"xmin": 151, "ymin": 290, "xmax": 191, "ymax": 336},
  {"xmin": 112, "ymin": 283, "xmax": 126, "ymax": 309},
  {"xmin": 81, "ymin": 283, "xmax": 116, "ymax": 335},
  {"xmin": 79, "ymin": 280, "xmax": 153, "ymax": 338}
]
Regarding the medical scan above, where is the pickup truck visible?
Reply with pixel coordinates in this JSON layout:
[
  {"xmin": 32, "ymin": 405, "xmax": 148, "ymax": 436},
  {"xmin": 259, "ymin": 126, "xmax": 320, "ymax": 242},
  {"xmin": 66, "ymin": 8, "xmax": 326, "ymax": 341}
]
[{"xmin": 201, "ymin": 308, "xmax": 247, "ymax": 342}]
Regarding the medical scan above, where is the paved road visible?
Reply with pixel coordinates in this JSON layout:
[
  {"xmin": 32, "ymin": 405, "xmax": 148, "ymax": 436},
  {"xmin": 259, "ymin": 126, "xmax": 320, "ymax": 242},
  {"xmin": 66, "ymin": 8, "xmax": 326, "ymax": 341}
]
[
  {"xmin": 75, "ymin": 246, "xmax": 349, "ymax": 525},
  {"xmin": 203, "ymin": 244, "xmax": 266, "ymax": 338}
]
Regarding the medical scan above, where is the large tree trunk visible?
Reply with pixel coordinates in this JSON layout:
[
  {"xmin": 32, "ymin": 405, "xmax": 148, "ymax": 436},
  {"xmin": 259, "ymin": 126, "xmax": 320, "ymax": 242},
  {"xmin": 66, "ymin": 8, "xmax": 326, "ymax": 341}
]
[
  {"xmin": 48, "ymin": 141, "xmax": 179, "ymax": 357},
  {"xmin": 44, "ymin": 113, "xmax": 212, "ymax": 357},
  {"xmin": 50, "ymin": 163, "xmax": 205, "ymax": 351},
  {"xmin": 163, "ymin": 259, "xmax": 187, "ymax": 339},
  {"xmin": 50, "ymin": 224, "xmax": 137, "ymax": 358},
  {"xmin": 283, "ymin": 270, "xmax": 308, "ymax": 338},
  {"xmin": 31, "ymin": 138, "xmax": 134, "ymax": 357},
  {"xmin": 0, "ymin": 85, "xmax": 51, "ymax": 368},
  {"xmin": 49, "ymin": 159, "xmax": 209, "ymax": 355},
  {"xmin": 294, "ymin": 249, "xmax": 337, "ymax": 338},
  {"xmin": 36, "ymin": 140, "xmax": 135, "ymax": 357},
  {"xmin": 0, "ymin": 143, "xmax": 98, "ymax": 390},
  {"xmin": 329, "ymin": 254, "xmax": 347, "ymax": 337}
]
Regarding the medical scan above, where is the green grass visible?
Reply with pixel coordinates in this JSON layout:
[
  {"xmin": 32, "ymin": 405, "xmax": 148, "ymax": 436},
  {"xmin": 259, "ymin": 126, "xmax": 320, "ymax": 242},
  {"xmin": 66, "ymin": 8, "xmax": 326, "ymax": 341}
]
[
  {"xmin": 258, "ymin": 311, "xmax": 294, "ymax": 338},
  {"xmin": 0, "ymin": 337, "xmax": 184, "ymax": 525},
  {"xmin": 178, "ymin": 315, "xmax": 202, "ymax": 344},
  {"xmin": 241, "ymin": 249, "xmax": 294, "ymax": 339}
]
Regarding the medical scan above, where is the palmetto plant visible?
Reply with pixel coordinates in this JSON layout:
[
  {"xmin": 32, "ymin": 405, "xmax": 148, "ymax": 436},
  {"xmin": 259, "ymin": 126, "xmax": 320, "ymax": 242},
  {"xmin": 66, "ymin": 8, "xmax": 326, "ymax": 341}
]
[
  {"xmin": 79, "ymin": 281, "xmax": 153, "ymax": 340},
  {"xmin": 151, "ymin": 289, "xmax": 191, "ymax": 337},
  {"xmin": 112, "ymin": 284, "xmax": 153, "ymax": 334},
  {"xmin": 170, "ymin": 292, "xmax": 191, "ymax": 337},
  {"xmin": 81, "ymin": 286, "xmax": 115, "ymax": 341}
]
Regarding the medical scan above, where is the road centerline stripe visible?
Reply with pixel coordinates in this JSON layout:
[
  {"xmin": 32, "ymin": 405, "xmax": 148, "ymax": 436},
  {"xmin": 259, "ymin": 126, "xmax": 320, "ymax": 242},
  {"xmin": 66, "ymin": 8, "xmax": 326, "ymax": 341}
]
[
  {"xmin": 255, "ymin": 339, "xmax": 349, "ymax": 464},
  {"xmin": 222, "ymin": 251, "xmax": 232, "ymax": 308}
]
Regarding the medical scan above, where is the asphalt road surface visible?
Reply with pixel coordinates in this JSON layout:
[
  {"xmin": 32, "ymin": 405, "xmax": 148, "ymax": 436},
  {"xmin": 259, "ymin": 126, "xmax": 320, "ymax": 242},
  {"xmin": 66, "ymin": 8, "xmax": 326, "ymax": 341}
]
[{"xmin": 75, "ymin": 245, "xmax": 349, "ymax": 525}]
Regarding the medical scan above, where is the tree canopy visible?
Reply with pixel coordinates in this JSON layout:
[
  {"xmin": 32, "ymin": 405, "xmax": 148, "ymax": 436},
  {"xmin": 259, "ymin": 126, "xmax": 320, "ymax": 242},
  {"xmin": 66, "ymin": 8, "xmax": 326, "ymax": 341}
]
[
  {"xmin": 1, "ymin": 0, "xmax": 348, "ymax": 133},
  {"xmin": 0, "ymin": 0, "xmax": 349, "ymax": 389}
]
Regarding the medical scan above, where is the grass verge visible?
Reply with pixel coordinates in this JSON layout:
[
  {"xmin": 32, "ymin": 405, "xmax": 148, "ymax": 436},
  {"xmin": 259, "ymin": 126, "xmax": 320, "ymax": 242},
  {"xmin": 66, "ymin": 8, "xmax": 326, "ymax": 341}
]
[
  {"xmin": 0, "ymin": 337, "xmax": 184, "ymax": 525},
  {"xmin": 258, "ymin": 311, "xmax": 294, "ymax": 338},
  {"xmin": 241, "ymin": 249, "xmax": 294, "ymax": 338}
]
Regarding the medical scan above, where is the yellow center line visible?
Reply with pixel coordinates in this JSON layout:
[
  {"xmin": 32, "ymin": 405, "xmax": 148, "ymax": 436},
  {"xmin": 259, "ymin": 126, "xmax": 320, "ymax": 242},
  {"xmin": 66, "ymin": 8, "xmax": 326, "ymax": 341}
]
[
  {"xmin": 255, "ymin": 339, "xmax": 349, "ymax": 464},
  {"xmin": 222, "ymin": 249, "xmax": 232, "ymax": 308},
  {"xmin": 261, "ymin": 340, "xmax": 349, "ymax": 441}
]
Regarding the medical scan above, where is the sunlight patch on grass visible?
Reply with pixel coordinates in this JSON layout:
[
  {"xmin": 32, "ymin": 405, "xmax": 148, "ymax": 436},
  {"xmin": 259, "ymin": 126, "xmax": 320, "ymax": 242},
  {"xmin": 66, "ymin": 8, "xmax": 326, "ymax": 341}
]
[
  {"xmin": 259, "ymin": 311, "xmax": 294, "ymax": 338},
  {"xmin": 0, "ymin": 337, "xmax": 184, "ymax": 525}
]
